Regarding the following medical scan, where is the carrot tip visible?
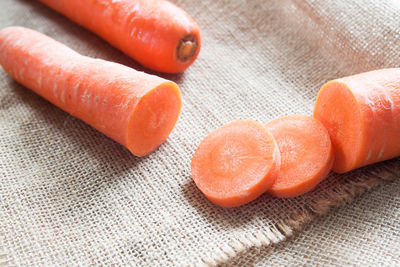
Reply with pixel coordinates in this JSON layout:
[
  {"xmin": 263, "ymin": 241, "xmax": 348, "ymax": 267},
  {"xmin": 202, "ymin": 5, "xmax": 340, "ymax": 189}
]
[{"xmin": 176, "ymin": 34, "xmax": 198, "ymax": 62}]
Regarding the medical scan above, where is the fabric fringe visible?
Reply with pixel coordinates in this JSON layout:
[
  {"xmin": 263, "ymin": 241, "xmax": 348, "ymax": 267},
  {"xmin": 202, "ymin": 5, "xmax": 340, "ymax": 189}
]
[
  {"xmin": 0, "ymin": 248, "xmax": 8, "ymax": 267},
  {"xmin": 0, "ymin": 230, "xmax": 10, "ymax": 267},
  {"xmin": 201, "ymin": 160, "xmax": 399, "ymax": 266}
]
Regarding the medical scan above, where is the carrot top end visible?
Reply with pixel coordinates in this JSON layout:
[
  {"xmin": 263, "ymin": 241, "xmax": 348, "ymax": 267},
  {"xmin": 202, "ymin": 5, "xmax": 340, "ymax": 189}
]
[{"xmin": 176, "ymin": 33, "xmax": 199, "ymax": 62}]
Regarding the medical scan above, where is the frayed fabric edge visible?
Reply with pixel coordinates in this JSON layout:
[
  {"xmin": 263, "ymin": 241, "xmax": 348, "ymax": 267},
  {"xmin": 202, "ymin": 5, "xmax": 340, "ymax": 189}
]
[
  {"xmin": 199, "ymin": 160, "xmax": 400, "ymax": 266},
  {"xmin": 0, "ymin": 246, "xmax": 9, "ymax": 267}
]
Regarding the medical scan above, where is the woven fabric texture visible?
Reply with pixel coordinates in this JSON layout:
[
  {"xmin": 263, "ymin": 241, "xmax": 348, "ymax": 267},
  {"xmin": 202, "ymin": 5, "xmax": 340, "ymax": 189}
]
[
  {"xmin": 0, "ymin": 0, "xmax": 399, "ymax": 265},
  {"xmin": 226, "ymin": 177, "xmax": 400, "ymax": 266}
]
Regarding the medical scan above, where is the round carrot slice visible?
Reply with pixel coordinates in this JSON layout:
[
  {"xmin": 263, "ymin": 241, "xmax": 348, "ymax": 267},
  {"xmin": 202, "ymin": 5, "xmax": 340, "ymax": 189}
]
[
  {"xmin": 265, "ymin": 115, "xmax": 334, "ymax": 198},
  {"xmin": 191, "ymin": 120, "xmax": 280, "ymax": 208}
]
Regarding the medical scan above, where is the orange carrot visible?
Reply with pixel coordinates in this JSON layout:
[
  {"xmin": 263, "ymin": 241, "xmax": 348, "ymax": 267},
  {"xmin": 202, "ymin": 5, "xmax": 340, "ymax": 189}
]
[
  {"xmin": 0, "ymin": 26, "xmax": 181, "ymax": 156},
  {"xmin": 265, "ymin": 115, "xmax": 334, "ymax": 198},
  {"xmin": 314, "ymin": 68, "xmax": 400, "ymax": 173},
  {"xmin": 39, "ymin": 0, "xmax": 201, "ymax": 73},
  {"xmin": 191, "ymin": 120, "xmax": 281, "ymax": 208}
]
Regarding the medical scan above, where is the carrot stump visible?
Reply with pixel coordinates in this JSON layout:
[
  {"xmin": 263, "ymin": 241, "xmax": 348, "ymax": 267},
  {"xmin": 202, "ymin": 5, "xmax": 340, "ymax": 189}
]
[{"xmin": 176, "ymin": 34, "xmax": 199, "ymax": 62}]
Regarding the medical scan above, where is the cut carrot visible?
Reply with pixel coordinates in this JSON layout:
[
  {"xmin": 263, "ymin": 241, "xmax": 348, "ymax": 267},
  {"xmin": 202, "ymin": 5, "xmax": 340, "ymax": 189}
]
[
  {"xmin": 191, "ymin": 120, "xmax": 281, "ymax": 208},
  {"xmin": 0, "ymin": 26, "xmax": 181, "ymax": 156},
  {"xmin": 314, "ymin": 68, "xmax": 400, "ymax": 173},
  {"xmin": 39, "ymin": 0, "xmax": 201, "ymax": 73},
  {"xmin": 265, "ymin": 115, "xmax": 334, "ymax": 198}
]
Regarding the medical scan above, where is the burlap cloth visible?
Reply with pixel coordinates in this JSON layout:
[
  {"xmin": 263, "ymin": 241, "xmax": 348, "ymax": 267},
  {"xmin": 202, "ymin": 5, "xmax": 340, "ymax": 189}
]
[{"xmin": 1, "ymin": 0, "xmax": 399, "ymax": 266}]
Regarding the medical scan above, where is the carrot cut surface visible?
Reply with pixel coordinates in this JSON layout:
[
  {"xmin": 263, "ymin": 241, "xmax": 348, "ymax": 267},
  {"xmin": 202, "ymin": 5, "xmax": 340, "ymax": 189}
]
[
  {"xmin": 39, "ymin": 0, "xmax": 201, "ymax": 73},
  {"xmin": 265, "ymin": 115, "xmax": 333, "ymax": 198},
  {"xmin": 191, "ymin": 120, "xmax": 280, "ymax": 208},
  {"xmin": 0, "ymin": 26, "xmax": 181, "ymax": 156},
  {"xmin": 314, "ymin": 68, "xmax": 400, "ymax": 173}
]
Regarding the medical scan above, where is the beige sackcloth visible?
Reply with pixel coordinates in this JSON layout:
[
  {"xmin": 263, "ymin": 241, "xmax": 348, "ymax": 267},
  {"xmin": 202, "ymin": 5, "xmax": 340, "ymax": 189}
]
[{"xmin": 1, "ymin": 0, "xmax": 399, "ymax": 266}]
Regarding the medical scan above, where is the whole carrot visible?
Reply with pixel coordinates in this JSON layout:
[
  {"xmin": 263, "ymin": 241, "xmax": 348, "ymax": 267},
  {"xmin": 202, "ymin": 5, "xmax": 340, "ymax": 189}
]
[
  {"xmin": 39, "ymin": 0, "xmax": 201, "ymax": 73},
  {"xmin": 0, "ymin": 26, "xmax": 181, "ymax": 156},
  {"xmin": 314, "ymin": 68, "xmax": 400, "ymax": 173}
]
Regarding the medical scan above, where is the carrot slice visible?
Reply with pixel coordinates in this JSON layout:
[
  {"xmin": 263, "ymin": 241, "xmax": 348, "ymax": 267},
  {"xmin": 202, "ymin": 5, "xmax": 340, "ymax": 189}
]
[
  {"xmin": 265, "ymin": 115, "xmax": 334, "ymax": 198},
  {"xmin": 191, "ymin": 120, "xmax": 281, "ymax": 208},
  {"xmin": 0, "ymin": 26, "xmax": 181, "ymax": 156},
  {"xmin": 314, "ymin": 68, "xmax": 400, "ymax": 173},
  {"xmin": 39, "ymin": 0, "xmax": 201, "ymax": 73}
]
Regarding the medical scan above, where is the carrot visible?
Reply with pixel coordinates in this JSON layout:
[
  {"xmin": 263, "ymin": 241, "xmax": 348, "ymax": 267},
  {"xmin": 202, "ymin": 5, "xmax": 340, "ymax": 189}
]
[
  {"xmin": 191, "ymin": 120, "xmax": 281, "ymax": 208},
  {"xmin": 39, "ymin": 0, "xmax": 201, "ymax": 73},
  {"xmin": 265, "ymin": 115, "xmax": 334, "ymax": 198},
  {"xmin": 0, "ymin": 26, "xmax": 181, "ymax": 156},
  {"xmin": 314, "ymin": 68, "xmax": 400, "ymax": 173}
]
